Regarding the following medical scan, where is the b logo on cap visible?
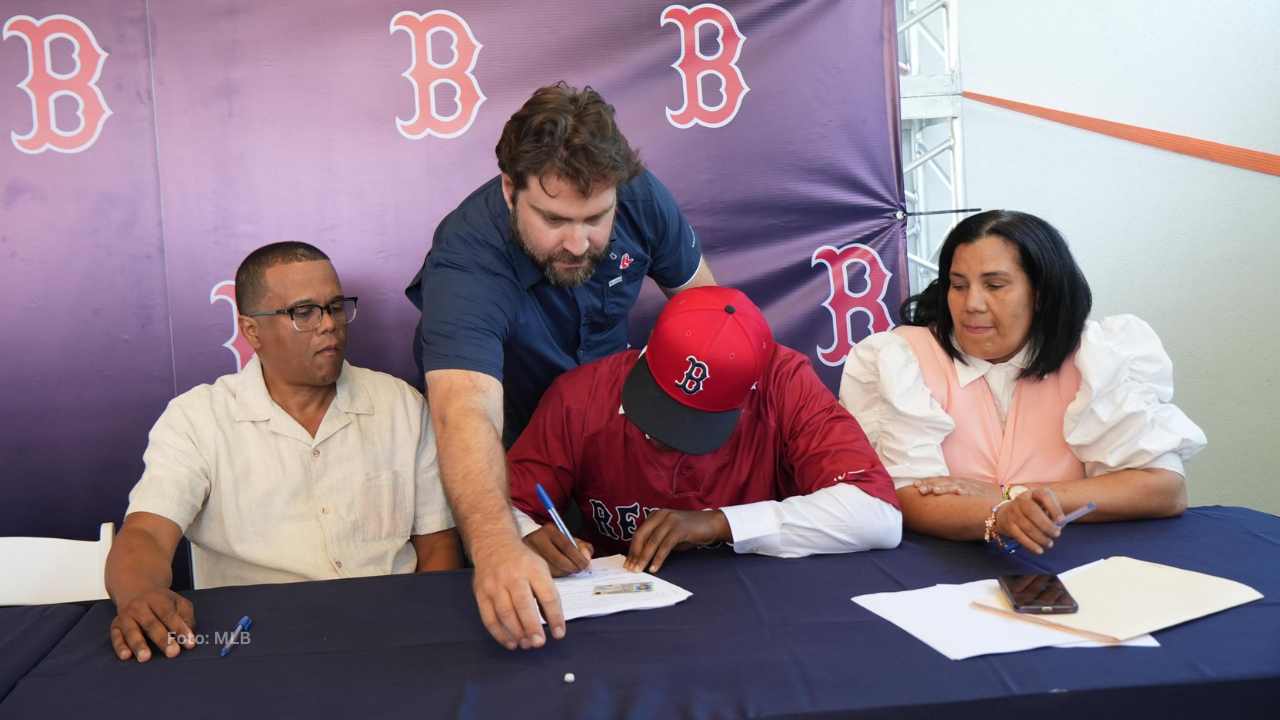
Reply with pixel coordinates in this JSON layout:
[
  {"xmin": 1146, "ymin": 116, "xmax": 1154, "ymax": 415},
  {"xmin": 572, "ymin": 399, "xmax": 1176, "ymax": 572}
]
[{"xmin": 675, "ymin": 355, "xmax": 710, "ymax": 395}]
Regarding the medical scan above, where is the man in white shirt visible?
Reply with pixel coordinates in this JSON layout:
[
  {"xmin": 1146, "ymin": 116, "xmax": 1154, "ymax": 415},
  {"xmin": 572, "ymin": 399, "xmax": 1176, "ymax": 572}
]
[{"xmin": 105, "ymin": 242, "xmax": 460, "ymax": 663}]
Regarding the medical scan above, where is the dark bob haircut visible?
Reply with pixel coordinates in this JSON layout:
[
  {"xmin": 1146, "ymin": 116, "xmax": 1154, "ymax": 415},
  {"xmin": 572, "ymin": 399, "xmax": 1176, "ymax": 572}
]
[{"xmin": 900, "ymin": 210, "xmax": 1092, "ymax": 380}]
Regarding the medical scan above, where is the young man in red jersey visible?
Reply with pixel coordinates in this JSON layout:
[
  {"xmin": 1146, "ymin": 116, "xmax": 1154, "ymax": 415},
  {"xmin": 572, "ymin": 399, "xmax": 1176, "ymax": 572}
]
[{"xmin": 508, "ymin": 286, "xmax": 901, "ymax": 575}]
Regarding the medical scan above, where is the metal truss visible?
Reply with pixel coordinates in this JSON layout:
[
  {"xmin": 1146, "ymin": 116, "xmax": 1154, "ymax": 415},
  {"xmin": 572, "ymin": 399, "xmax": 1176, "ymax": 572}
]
[{"xmin": 897, "ymin": 0, "xmax": 968, "ymax": 294}]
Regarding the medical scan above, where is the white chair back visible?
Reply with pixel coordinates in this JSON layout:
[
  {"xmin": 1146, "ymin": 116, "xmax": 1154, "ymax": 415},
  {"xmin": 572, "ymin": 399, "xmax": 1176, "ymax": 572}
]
[{"xmin": 0, "ymin": 522, "xmax": 114, "ymax": 605}]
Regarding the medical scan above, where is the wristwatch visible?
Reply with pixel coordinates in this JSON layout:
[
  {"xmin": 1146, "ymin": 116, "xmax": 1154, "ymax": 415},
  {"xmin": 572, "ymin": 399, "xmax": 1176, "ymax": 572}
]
[{"xmin": 1005, "ymin": 484, "xmax": 1029, "ymax": 501}]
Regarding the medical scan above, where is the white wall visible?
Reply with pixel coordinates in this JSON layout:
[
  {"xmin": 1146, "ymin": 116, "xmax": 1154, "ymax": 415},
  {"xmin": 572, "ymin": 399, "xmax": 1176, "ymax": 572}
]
[{"xmin": 957, "ymin": 1, "xmax": 1280, "ymax": 513}]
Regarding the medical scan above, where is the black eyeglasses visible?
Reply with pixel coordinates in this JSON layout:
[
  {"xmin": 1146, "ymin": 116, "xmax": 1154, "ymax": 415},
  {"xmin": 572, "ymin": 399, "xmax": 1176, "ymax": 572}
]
[{"xmin": 245, "ymin": 297, "xmax": 358, "ymax": 332}]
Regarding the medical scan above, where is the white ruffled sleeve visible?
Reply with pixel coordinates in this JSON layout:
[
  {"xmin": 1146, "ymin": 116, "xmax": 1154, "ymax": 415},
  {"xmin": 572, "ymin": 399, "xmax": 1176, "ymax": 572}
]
[
  {"xmin": 839, "ymin": 331, "xmax": 954, "ymax": 489},
  {"xmin": 1064, "ymin": 315, "xmax": 1207, "ymax": 478}
]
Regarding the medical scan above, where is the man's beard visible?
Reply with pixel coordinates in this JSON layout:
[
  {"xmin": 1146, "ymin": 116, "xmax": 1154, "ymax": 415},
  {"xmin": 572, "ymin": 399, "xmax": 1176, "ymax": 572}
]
[{"xmin": 511, "ymin": 207, "xmax": 605, "ymax": 288}]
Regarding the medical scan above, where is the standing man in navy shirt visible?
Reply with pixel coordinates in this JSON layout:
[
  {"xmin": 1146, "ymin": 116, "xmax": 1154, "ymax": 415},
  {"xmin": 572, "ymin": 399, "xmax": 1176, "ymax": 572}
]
[{"xmin": 405, "ymin": 82, "xmax": 716, "ymax": 651}]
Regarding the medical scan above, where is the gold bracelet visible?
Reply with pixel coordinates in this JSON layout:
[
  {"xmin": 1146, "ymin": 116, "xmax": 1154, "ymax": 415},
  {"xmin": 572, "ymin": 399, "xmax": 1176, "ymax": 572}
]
[{"xmin": 984, "ymin": 500, "xmax": 1011, "ymax": 548}]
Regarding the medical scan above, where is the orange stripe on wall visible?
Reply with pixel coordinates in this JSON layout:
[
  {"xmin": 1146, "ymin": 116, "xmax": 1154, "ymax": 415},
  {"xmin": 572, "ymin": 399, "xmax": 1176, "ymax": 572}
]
[{"xmin": 962, "ymin": 91, "xmax": 1280, "ymax": 177}]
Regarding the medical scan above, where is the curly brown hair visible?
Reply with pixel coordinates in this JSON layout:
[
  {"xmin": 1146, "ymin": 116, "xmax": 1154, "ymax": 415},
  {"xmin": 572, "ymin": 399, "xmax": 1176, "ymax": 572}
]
[{"xmin": 496, "ymin": 82, "xmax": 644, "ymax": 198}]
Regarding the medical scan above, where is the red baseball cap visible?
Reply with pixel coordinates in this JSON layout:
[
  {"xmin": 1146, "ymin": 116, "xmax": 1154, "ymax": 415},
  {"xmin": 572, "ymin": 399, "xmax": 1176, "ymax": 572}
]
[{"xmin": 621, "ymin": 286, "xmax": 775, "ymax": 455}]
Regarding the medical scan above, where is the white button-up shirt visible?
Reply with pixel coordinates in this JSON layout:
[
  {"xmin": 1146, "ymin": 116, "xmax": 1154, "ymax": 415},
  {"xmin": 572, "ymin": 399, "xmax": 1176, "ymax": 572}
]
[
  {"xmin": 127, "ymin": 356, "xmax": 452, "ymax": 589},
  {"xmin": 953, "ymin": 341, "xmax": 1031, "ymax": 426}
]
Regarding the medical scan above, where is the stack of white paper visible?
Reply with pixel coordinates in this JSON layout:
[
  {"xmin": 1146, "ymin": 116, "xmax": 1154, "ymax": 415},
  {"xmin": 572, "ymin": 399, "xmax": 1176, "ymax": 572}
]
[
  {"xmin": 852, "ymin": 571, "xmax": 1159, "ymax": 660},
  {"xmin": 971, "ymin": 556, "xmax": 1263, "ymax": 642},
  {"xmin": 556, "ymin": 555, "xmax": 692, "ymax": 621}
]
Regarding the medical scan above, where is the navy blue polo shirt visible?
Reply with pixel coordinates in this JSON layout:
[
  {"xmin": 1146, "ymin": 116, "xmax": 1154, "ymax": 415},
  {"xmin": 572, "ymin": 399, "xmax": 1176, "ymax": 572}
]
[{"xmin": 405, "ymin": 170, "xmax": 702, "ymax": 447}]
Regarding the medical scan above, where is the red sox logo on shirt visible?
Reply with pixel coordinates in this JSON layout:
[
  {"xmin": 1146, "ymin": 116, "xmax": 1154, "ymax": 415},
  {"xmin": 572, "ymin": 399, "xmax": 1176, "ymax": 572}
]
[
  {"xmin": 591, "ymin": 500, "xmax": 661, "ymax": 541},
  {"xmin": 3, "ymin": 14, "xmax": 112, "ymax": 154},
  {"xmin": 811, "ymin": 242, "xmax": 894, "ymax": 367},
  {"xmin": 211, "ymin": 281, "xmax": 256, "ymax": 371},
  {"xmin": 390, "ymin": 10, "xmax": 486, "ymax": 140},
  {"xmin": 675, "ymin": 355, "xmax": 711, "ymax": 395},
  {"xmin": 619, "ymin": 253, "xmax": 634, "ymax": 270},
  {"xmin": 660, "ymin": 4, "xmax": 749, "ymax": 129}
]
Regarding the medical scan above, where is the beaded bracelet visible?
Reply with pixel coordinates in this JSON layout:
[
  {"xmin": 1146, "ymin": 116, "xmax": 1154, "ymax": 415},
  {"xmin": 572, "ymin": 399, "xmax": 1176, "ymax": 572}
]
[{"xmin": 983, "ymin": 499, "xmax": 1012, "ymax": 549}]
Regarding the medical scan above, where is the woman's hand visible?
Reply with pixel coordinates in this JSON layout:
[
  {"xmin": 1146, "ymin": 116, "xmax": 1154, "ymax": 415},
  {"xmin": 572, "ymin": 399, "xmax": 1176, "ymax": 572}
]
[
  {"xmin": 912, "ymin": 476, "xmax": 1001, "ymax": 499},
  {"xmin": 995, "ymin": 487, "xmax": 1065, "ymax": 554}
]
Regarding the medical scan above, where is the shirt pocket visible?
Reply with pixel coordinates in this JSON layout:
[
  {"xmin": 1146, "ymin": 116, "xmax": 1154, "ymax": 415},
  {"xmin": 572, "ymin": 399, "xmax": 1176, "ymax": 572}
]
[
  {"xmin": 350, "ymin": 470, "xmax": 414, "ymax": 542},
  {"xmin": 591, "ymin": 271, "xmax": 644, "ymax": 330}
]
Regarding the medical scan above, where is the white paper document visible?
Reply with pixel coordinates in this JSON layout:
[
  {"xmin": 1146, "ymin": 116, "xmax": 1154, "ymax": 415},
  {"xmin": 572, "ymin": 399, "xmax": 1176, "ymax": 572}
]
[
  {"xmin": 556, "ymin": 555, "xmax": 692, "ymax": 621},
  {"xmin": 852, "ymin": 577, "xmax": 1158, "ymax": 660},
  {"xmin": 971, "ymin": 557, "xmax": 1263, "ymax": 642}
]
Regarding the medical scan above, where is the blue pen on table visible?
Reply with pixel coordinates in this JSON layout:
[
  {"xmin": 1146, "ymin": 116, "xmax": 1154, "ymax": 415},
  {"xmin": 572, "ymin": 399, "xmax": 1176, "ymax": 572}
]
[
  {"xmin": 1000, "ymin": 502, "xmax": 1098, "ymax": 555},
  {"xmin": 219, "ymin": 615, "xmax": 252, "ymax": 657},
  {"xmin": 535, "ymin": 483, "xmax": 591, "ymax": 575}
]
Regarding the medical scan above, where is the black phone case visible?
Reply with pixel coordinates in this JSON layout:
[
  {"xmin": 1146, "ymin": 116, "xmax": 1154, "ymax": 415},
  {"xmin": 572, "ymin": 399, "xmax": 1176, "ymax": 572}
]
[{"xmin": 998, "ymin": 574, "xmax": 1079, "ymax": 614}]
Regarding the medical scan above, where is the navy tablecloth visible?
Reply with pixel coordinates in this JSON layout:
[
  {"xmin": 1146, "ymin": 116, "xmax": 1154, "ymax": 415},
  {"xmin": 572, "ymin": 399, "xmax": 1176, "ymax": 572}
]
[
  {"xmin": 0, "ymin": 603, "xmax": 86, "ymax": 701},
  {"xmin": 3, "ymin": 506, "xmax": 1278, "ymax": 718}
]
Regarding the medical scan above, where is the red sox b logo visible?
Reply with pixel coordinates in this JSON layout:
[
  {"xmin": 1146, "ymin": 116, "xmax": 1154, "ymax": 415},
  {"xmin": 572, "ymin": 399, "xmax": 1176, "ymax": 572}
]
[
  {"xmin": 811, "ymin": 243, "xmax": 894, "ymax": 367},
  {"xmin": 390, "ymin": 10, "xmax": 486, "ymax": 140},
  {"xmin": 3, "ymin": 14, "xmax": 112, "ymax": 154},
  {"xmin": 675, "ymin": 355, "xmax": 711, "ymax": 395},
  {"xmin": 211, "ymin": 281, "xmax": 256, "ymax": 371},
  {"xmin": 660, "ymin": 4, "xmax": 749, "ymax": 129}
]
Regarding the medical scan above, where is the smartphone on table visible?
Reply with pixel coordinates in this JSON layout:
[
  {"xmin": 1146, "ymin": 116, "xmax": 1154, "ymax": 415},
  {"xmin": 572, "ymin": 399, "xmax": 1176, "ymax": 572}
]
[{"xmin": 998, "ymin": 574, "xmax": 1079, "ymax": 614}]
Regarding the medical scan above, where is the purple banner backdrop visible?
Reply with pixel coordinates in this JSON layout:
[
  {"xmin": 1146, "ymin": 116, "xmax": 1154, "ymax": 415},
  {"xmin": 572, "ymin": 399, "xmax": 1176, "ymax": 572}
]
[
  {"xmin": 1, "ymin": 0, "xmax": 904, "ymax": 539},
  {"xmin": 1, "ymin": 0, "xmax": 176, "ymax": 539}
]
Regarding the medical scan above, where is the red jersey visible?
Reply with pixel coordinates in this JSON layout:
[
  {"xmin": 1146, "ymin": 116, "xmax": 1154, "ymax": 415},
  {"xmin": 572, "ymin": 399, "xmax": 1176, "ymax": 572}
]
[{"xmin": 508, "ymin": 346, "xmax": 898, "ymax": 556}]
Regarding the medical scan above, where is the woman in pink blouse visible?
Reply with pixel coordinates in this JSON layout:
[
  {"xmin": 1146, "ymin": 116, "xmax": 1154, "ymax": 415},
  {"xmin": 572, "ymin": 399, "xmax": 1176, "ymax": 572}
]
[{"xmin": 839, "ymin": 210, "xmax": 1206, "ymax": 554}]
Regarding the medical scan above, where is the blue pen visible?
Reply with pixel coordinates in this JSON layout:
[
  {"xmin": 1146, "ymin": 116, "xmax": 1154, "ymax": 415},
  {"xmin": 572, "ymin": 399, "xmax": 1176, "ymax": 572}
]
[
  {"xmin": 535, "ymin": 483, "xmax": 591, "ymax": 575},
  {"xmin": 219, "ymin": 615, "xmax": 252, "ymax": 657},
  {"xmin": 1000, "ymin": 502, "xmax": 1098, "ymax": 555},
  {"xmin": 1057, "ymin": 502, "xmax": 1098, "ymax": 527}
]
